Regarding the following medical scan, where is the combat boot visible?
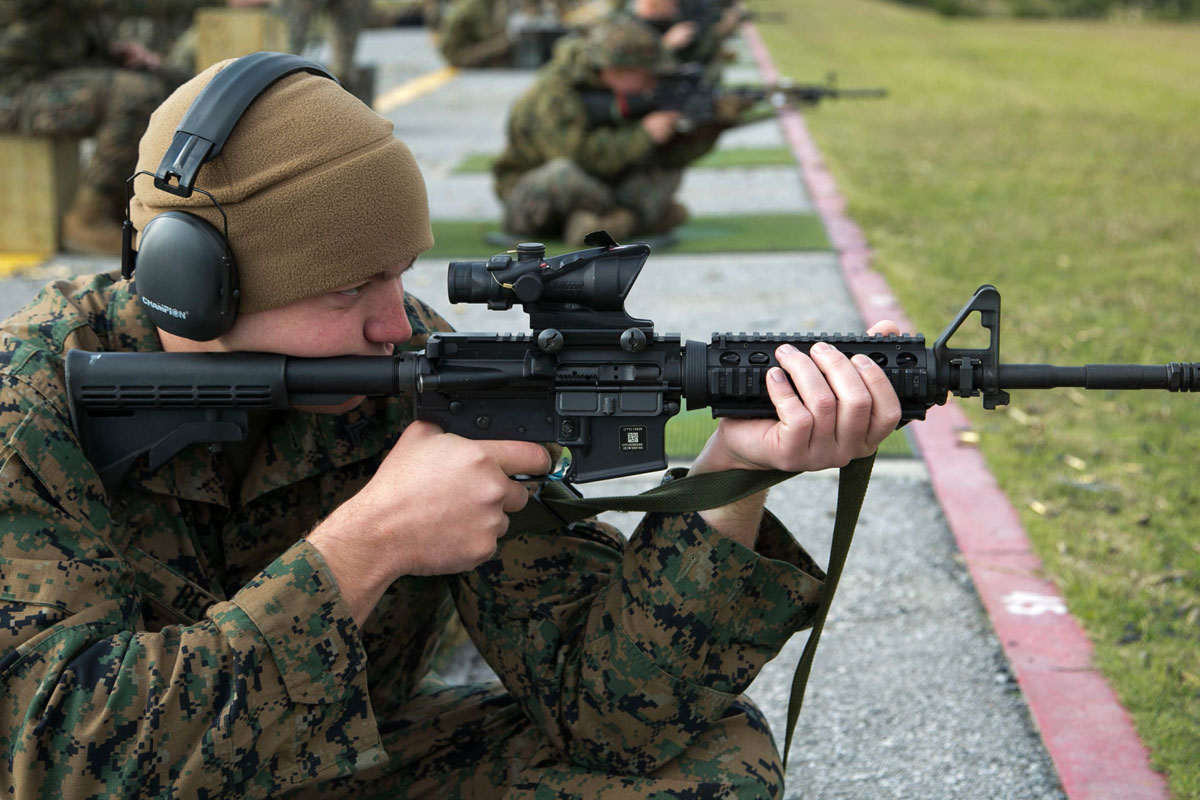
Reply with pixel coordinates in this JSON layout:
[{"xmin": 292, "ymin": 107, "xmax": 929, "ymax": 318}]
[
  {"xmin": 563, "ymin": 207, "xmax": 636, "ymax": 247},
  {"xmin": 61, "ymin": 186, "xmax": 123, "ymax": 256}
]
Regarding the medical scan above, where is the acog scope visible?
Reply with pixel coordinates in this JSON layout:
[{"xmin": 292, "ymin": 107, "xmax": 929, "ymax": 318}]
[{"xmin": 448, "ymin": 239, "xmax": 649, "ymax": 313}]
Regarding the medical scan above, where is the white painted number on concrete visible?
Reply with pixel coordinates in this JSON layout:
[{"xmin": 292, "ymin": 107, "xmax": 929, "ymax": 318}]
[{"xmin": 1002, "ymin": 591, "xmax": 1068, "ymax": 616}]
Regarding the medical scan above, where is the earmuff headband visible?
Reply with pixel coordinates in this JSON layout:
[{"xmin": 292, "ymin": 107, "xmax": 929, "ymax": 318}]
[{"xmin": 154, "ymin": 51, "xmax": 337, "ymax": 198}]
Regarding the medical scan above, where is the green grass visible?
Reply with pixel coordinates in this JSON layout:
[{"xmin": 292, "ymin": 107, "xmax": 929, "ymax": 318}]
[
  {"xmin": 753, "ymin": 1, "xmax": 1200, "ymax": 794},
  {"xmin": 426, "ymin": 212, "xmax": 830, "ymax": 259},
  {"xmin": 451, "ymin": 153, "xmax": 498, "ymax": 173},
  {"xmin": 451, "ymin": 146, "xmax": 799, "ymax": 173}
]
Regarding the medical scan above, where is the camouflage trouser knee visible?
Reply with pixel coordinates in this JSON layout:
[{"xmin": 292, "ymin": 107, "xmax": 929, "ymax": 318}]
[
  {"xmin": 501, "ymin": 157, "xmax": 615, "ymax": 237},
  {"xmin": 502, "ymin": 158, "xmax": 684, "ymax": 237},
  {"xmin": 613, "ymin": 165, "xmax": 683, "ymax": 232},
  {"xmin": 283, "ymin": 679, "xmax": 783, "ymax": 799},
  {"xmin": 2, "ymin": 68, "xmax": 167, "ymax": 203}
]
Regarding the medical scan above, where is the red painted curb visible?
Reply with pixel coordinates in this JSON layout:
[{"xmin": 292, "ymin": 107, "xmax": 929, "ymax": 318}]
[{"xmin": 741, "ymin": 24, "xmax": 1170, "ymax": 800}]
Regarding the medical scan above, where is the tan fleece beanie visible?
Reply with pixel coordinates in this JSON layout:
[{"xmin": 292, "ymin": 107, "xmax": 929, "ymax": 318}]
[{"xmin": 130, "ymin": 59, "xmax": 433, "ymax": 314}]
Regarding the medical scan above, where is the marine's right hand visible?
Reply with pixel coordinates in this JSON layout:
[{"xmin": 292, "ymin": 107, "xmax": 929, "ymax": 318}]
[
  {"xmin": 643, "ymin": 110, "xmax": 683, "ymax": 144},
  {"xmin": 307, "ymin": 421, "xmax": 551, "ymax": 626}
]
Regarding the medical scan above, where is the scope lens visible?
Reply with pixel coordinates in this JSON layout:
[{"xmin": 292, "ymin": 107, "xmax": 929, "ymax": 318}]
[{"xmin": 447, "ymin": 260, "xmax": 490, "ymax": 304}]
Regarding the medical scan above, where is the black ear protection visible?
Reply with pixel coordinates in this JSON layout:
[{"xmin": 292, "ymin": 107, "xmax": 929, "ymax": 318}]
[{"xmin": 123, "ymin": 52, "xmax": 337, "ymax": 341}]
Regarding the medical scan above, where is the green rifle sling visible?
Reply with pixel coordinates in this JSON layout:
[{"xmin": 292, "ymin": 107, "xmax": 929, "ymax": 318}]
[{"xmin": 507, "ymin": 455, "xmax": 876, "ymax": 769}]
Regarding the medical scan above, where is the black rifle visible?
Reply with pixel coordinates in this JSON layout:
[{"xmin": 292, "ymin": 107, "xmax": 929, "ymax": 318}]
[
  {"xmin": 66, "ymin": 233, "xmax": 1197, "ymax": 495},
  {"xmin": 580, "ymin": 70, "xmax": 887, "ymax": 131}
]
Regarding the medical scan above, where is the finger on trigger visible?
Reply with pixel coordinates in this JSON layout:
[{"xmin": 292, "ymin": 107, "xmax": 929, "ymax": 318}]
[{"xmin": 493, "ymin": 440, "xmax": 554, "ymax": 478}]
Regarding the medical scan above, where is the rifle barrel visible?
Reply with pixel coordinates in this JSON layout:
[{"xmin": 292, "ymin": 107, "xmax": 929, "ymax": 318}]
[
  {"xmin": 830, "ymin": 88, "xmax": 887, "ymax": 98},
  {"xmin": 998, "ymin": 363, "xmax": 1199, "ymax": 392}
]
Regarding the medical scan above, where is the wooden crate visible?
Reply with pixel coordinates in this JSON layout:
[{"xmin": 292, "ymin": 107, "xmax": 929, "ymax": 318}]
[
  {"xmin": 0, "ymin": 135, "xmax": 80, "ymax": 253},
  {"xmin": 194, "ymin": 7, "xmax": 290, "ymax": 73}
]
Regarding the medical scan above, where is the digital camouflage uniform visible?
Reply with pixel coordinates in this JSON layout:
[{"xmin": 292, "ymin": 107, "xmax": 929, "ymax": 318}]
[
  {"xmin": 492, "ymin": 26, "xmax": 718, "ymax": 239},
  {"xmin": 0, "ymin": 273, "xmax": 830, "ymax": 797},
  {"xmin": 0, "ymin": 0, "xmax": 214, "ymax": 205}
]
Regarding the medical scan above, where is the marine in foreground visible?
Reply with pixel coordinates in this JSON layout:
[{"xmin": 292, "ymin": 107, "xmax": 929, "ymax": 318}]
[{"xmin": 0, "ymin": 52, "xmax": 901, "ymax": 797}]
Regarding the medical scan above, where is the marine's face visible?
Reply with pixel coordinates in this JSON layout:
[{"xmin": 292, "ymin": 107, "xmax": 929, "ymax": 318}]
[
  {"xmin": 158, "ymin": 260, "xmax": 415, "ymax": 413},
  {"xmin": 216, "ymin": 260, "xmax": 415, "ymax": 358}
]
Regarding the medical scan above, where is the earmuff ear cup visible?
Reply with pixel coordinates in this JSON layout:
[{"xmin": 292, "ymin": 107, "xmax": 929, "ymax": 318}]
[{"xmin": 134, "ymin": 211, "xmax": 240, "ymax": 341}]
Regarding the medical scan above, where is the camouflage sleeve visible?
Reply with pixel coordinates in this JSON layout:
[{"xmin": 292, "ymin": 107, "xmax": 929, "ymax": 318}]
[
  {"xmin": 518, "ymin": 82, "xmax": 657, "ymax": 179},
  {"xmin": 453, "ymin": 505, "xmax": 824, "ymax": 772},
  {"xmin": 0, "ymin": 383, "xmax": 383, "ymax": 798}
]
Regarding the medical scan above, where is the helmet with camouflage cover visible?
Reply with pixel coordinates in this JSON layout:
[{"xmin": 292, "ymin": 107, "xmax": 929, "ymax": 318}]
[{"xmin": 585, "ymin": 17, "xmax": 673, "ymax": 72}]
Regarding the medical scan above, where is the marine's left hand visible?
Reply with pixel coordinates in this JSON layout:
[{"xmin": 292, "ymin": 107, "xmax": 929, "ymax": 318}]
[{"xmin": 691, "ymin": 320, "xmax": 903, "ymax": 477}]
